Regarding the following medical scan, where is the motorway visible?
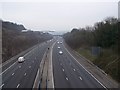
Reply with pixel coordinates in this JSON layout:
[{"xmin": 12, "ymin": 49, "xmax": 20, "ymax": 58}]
[
  {"xmin": 53, "ymin": 38, "xmax": 105, "ymax": 88},
  {"xmin": 1, "ymin": 38, "xmax": 55, "ymax": 88},
  {"xmin": 0, "ymin": 36, "xmax": 107, "ymax": 88}
]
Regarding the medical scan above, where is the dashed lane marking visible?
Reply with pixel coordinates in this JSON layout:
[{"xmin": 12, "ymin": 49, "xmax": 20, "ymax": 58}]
[
  {"xmin": 79, "ymin": 77, "xmax": 82, "ymax": 80},
  {"xmin": 12, "ymin": 73, "xmax": 14, "ymax": 76},
  {"xmin": 24, "ymin": 73, "xmax": 26, "ymax": 76},
  {"xmin": 63, "ymin": 44, "xmax": 107, "ymax": 88},
  {"xmin": 73, "ymin": 69, "xmax": 76, "ymax": 71},
  {"xmin": 66, "ymin": 77, "xmax": 69, "ymax": 80},
  {"xmin": 16, "ymin": 84, "xmax": 20, "ymax": 88},
  {"xmin": 0, "ymin": 42, "xmax": 45, "ymax": 76},
  {"xmin": 19, "ymin": 66, "xmax": 21, "ymax": 68}
]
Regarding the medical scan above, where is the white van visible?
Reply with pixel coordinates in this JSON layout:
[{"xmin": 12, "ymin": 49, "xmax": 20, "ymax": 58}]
[{"xmin": 18, "ymin": 57, "xmax": 25, "ymax": 63}]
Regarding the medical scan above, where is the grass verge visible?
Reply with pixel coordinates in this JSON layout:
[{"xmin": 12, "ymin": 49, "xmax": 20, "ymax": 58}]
[{"xmin": 77, "ymin": 47, "xmax": 120, "ymax": 82}]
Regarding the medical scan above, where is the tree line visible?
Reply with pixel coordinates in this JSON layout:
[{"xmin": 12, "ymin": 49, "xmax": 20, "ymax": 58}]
[
  {"xmin": 63, "ymin": 17, "xmax": 120, "ymax": 82},
  {"xmin": 63, "ymin": 17, "xmax": 119, "ymax": 53},
  {"xmin": 2, "ymin": 20, "xmax": 53, "ymax": 62}
]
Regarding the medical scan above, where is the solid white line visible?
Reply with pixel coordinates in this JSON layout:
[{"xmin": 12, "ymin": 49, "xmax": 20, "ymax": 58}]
[
  {"xmin": 12, "ymin": 73, "xmax": 14, "ymax": 76},
  {"xmin": 51, "ymin": 42, "xmax": 56, "ymax": 88},
  {"xmin": 0, "ymin": 43, "xmax": 44, "ymax": 69},
  {"xmin": 79, "ymin": 77, "xmax": 82, "ymax": 80},
  {"xmin": 63, "ymin": 44, "xmax": 106, "ymax": 88},
  {"xmin": 0, "ymin": 48, "xmax": 32, "ymax": 76},
  {"xmin": 0, "ymin": 62, "xmax": 16, "ymax": 75},
  {"xmin": 0, "ymin": 42, "xmax": 45, "ymax": 76},
  {"xmin": 16, "ymin": 84, "xmax": 20, "ymax": 88},
  {"xmin": 66, "ymin": 77, "xmax": 69, "ymax": 80},
  {"xmin": 62, "ymin": 69, "xmax": 64, "ymax": 72},
  {"xmin": 23, "ymin": 50, "xmax": 32, "ymax": 57},
  {"xmin": 0, "ymin": 84, "xmax": 4, "ymax": 88}
]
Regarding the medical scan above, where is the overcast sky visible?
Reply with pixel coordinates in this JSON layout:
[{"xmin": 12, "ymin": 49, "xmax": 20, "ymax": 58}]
[{"xmin": 1, "ymin": 0, "xmax": 118, "ymax": 34}]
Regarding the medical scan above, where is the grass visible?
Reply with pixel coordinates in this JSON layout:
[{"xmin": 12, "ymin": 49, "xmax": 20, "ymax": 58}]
[
  {"xmin": 77, "ymin": 47, "xmax": 120, "ymax": 82},
  {"xmin": 77, "ymin": 48, "xmax": 97, "ymax": 62}
]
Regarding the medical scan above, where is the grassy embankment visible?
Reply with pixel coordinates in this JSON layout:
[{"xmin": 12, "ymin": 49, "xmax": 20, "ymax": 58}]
[{"xmin": 77, "ymin": 47, "xmax": 120, "ymax": 82}]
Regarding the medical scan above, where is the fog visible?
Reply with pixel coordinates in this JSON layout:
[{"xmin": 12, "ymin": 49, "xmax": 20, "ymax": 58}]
[{"xmin": 2, "ymin": 1, "xmax": 118, "ymax": 34}]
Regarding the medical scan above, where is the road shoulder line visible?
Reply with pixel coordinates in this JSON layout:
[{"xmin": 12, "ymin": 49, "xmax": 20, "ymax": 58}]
[
  {"xmin": 32, "ymin": 49, "xmax": 47, "ymax": 89},
  {"xmin": 63, "ymin": 43, "xmax": 107, "ymax": 89},
  {"xmin": 47, "ymin": 42, "xmax": 56, "ymax": 88},
  {"xmin": 33, "ymin": 42, "xmax": 56, "ymax": 89}
]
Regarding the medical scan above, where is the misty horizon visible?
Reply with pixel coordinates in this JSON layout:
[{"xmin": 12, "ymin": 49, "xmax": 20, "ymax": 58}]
[{"xmin": 1, "ymin": 1, "xmax": 118, "ymax": 34}]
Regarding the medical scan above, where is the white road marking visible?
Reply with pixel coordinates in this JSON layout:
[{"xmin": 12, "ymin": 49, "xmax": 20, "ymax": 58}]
[
  {"xmin": 66, "ymin": 77, "xmax": 69, "ymax": 80},
  {"xmin": 0, "ymin": 42, "xmax": 45, "ymax": 76},
  {"xmin": 50, "ymin": 42, "xmax": 56, "ymax": 88},
  {"xmin": 24, "ymin": 73, "xmax": 26, "ymax": 76},
  {"xmin": 16, "ymin": 84, "xmax": 20, "ymax": 88},
  {"xmin": 0, "ymin": 84, "xmax": 4, "ymax": 88},
  {"xmin": 73, "ymin": 69, "xmax": 76, "ymax": 71},
  {"xmin": 12, "ymin": 73, "xmax": 14, "ymax": 76},
  {"xmin": 62, "ymin": 69, "xmax": 64, "ymax": 72},
  {"xmin": 19, "ymin": 66, "xmax": 21, "ymax": 68},
  {"xmin": 23, "ymin": 50, "xmax": 32, "ymax": 57},
  {"xmin": 79, "ymin": 77, "xmax": 82, "ymax": 80},
  {"xmin": 63, "ymin": 44, "xmax": 106, "ymax": 88},
  {"xmin": 0, "ymin": 62, "xmax": 16, "ymax": 75},
  {"xmin": 29, "ymin": 66, "xmax": 31, "ymax": 68}
]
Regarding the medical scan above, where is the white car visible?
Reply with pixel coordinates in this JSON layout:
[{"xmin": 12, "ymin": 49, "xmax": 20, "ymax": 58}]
[
  {"xmin": 18, "ymin": 57, "xmax": 25, "ymax": 63},
  {"xmin": 59, "ymin": 51, "xmax": 63, "ymax": 55},
  {"xmin": 57, "ymin": 42, "xmax": 59, "ymax": 44},
  {"xmin": 58, "ymin": 47, "xmax": 60, "ymax": 49}
]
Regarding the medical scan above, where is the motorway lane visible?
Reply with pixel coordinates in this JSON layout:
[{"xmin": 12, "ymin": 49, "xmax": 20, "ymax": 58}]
[
  {"xmin": 52, "ymin": 39, "xmax": 105, "ymax": 88},
  {"xmin": 53, "ymin": 46, "xmax": 71, "ymax": 88},
  {"xmin": 1, "ymin": 39, "xmax": 54, "ymax": 88},
  {"xmin": 2, "ymin": 45, "xmax": 36, "ymax": 72},
  {"xmin": 1, "ymin": 41, "xmax": 49, "ymax": 72}
]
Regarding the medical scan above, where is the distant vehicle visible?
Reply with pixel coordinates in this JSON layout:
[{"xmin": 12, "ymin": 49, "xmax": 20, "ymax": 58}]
[
  {"xmin": 59, "ymin": 51, "xmax": 63, "ymax": 55},
  {"xmin": 60, "ymin": 42, "xmax": 62, "ymax": 44},
  {"xmin": 58, "ymin": 47, "xmax": 60, "ymax": 49},
  {"xmin": 18, "ymin": 57, "xmax": 25, "ymax": 63},
  {"xmin": 57, "ymin": 42, "xmax": 59, "ymax": 44}
]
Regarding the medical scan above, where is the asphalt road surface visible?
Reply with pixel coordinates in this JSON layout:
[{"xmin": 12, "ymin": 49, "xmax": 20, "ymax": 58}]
[
  {"xmin": 0, "ymin": 36, "xmax": 112, "ymax": 89},
  {"xmin": 1, "ymin": 39, "xmax": 55, "ymax": 88},
  {"xmin": 52, "ymin": 38, "xmax": 105, "ymax": 88}
]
